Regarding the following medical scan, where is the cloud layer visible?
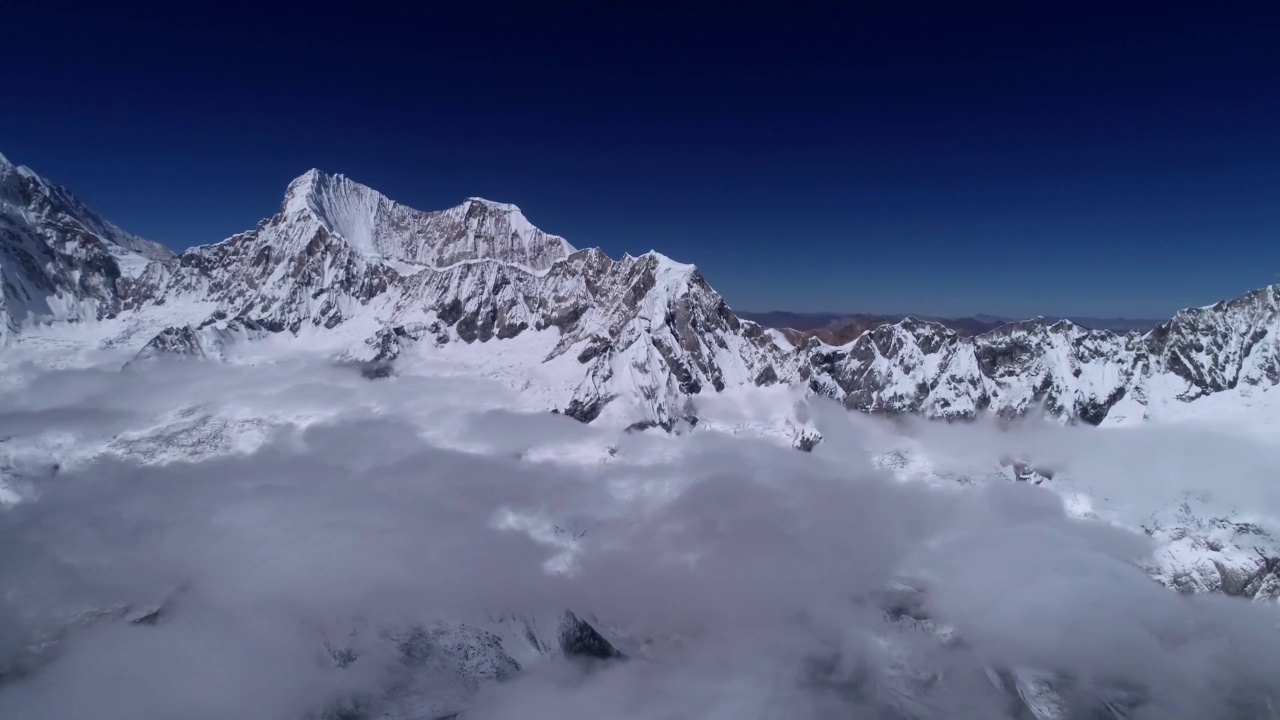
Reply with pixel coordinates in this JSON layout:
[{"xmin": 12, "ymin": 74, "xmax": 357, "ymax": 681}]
[{"xmin": 0, "ymin": 359, "xmax": 1278, "ymax": 719}]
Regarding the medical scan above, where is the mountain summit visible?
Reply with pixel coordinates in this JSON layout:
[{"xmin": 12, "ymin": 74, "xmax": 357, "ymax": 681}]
[{"xmin": 277, "ymin": 169, "xmax": 574, "ymax": 272}]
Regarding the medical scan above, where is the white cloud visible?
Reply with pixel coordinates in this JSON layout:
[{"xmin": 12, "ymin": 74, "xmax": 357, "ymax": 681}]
[{"xmin": 0, "ymin": 358, "xmax": 1277, "ymax": 719}]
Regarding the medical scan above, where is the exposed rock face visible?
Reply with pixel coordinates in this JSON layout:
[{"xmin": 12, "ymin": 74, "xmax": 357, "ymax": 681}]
[
  {"xmin": 128, "ymin": 317, "xmax": 272, "ymax": 364},
  {"xmin": 557, "ymin": 610, "xmax": 624, "ymax": 661},
  {"xmin": 5, "ymin": 155, "xmax": 1280, "ymax": 431}
]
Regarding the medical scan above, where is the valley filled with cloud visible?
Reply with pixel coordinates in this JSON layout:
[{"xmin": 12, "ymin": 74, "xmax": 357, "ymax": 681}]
[{"xmin": 1, "ymin": 354, "xmax": 1277, "ymax": 719}]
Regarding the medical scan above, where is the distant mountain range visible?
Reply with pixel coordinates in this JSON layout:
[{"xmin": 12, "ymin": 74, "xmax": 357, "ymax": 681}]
[
  {"xmin": 3, "ymin": 150, "xmax": 1279, "ymax": 447},
  {"xmin": 738, "ymin": 311, "xmax": 1162, "ymax": 346}
]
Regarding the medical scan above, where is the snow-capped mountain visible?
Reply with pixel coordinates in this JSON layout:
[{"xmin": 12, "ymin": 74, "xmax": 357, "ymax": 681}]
[
  {"xmin": 803, "ymin": 318, "xmax": 1139, "ymax": 422},
  {"xmin": 111, "ymin": 167, "xmax": 795, "ymax": 432},
  {"xmin": 128, "ymin": 316, "xmax": 275, "ymax": 365},
  {"xmin": 0, "ymin": 153, "xmax": 173, "ymax": 340},
  {"xmin": 801, "ymin": 285, "xmax": 1280, "ymax": 425},
  {"xmin": 3, "ymin": 154, "xmax": 1280, "ymax": 436}
]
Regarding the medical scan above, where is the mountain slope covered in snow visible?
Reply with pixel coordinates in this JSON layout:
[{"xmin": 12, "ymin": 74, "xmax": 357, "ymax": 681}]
[
  {"xmin": 108, "ymin": 168, "xmax": 794, "ymax": 432},
  {"xmin": 800, "ymin": 284, "xmax": 1280, "ymax": 426},
  {"xmin": 2, "ymin": 154, "xmax": 1280, "ymax": 438},
  {"xmin": 0, "ymin": 153, "xmax": 173, "ymax": 340}
]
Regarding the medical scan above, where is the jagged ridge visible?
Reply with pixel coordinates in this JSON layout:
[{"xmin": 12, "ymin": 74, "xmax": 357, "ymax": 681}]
[
  {"xmin": 3, "ymin": 156, "xmax": 1280, "ymax": 435},
  {"xmin": 803, "ymin": 285, "xmax": 1280, "ymax": 425},
  {"xmin": 121, "ymin": 169, "xmax": 794, "ymax": 433}
]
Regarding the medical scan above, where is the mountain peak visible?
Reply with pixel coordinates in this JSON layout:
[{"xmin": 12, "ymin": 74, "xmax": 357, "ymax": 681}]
[
  {"xmin": 0, "ymin": 152, "xmax": 40, "ymax": 184},
  {"xmin": 288, "ymin": 167, "xmax": 328, "ymax": 188},
  {"xmin": 463, "ymin": 196, "xmax": 519, "ymax": 212},
  {"xmin": 268, "ymin": 169, "xmax": 575, "ymax": 272},
  {"xmin": 282, "ymin": 168, "xmax": 344, "ymax": 215}
]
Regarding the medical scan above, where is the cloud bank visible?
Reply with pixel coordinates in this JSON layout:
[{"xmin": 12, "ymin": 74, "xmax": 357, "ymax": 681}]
[{"xmin": 0, "ymin": 359, "xmax": 1277, "ymax": 719}]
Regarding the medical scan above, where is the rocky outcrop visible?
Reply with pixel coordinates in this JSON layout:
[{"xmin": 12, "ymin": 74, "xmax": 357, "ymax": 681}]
[
  {"xmin": 127, "ymin": 316, "xmax": 273, "ymax": 364},
  {"xmin": 557, "ymin": 610, "xmax": 625, "ymax": 661}
]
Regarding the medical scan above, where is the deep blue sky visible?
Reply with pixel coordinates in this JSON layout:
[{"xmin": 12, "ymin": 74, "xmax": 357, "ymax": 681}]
[{"xmin": 3, "ymin": 1, "xmax": 1278, "ymax": 318}]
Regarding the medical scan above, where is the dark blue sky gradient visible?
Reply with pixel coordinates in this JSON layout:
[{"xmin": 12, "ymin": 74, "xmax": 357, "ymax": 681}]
[{"xmin": 2, "ymin": 1, "xmax": 1278, "ymax": 317}]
